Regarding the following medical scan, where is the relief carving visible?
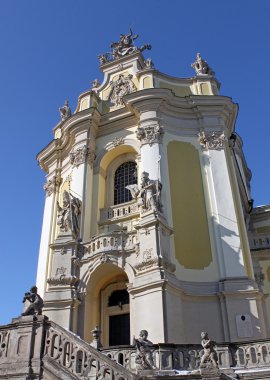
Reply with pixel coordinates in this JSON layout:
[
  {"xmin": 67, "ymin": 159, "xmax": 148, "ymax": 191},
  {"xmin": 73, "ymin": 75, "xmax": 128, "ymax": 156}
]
[
  {"xmin": 198, "ymin": 130, "xmax": 226, "ymax": 150},
  {"xmin": 136, "ymin": 123, "xmax": 163, "ymax": 146},
  {"xmin": 108, "ymin": 74, "xmax": 136, "ymax": 107},
  {"xmin": 111, "ymin": 137, "xmax": 125, "ymax": 147},
  {"xmin": 70, "ymin": 145, "xmax": 95, "ymax": 168},
  {"xmin": 43, "ymin": 175, "xmax": 62, "ymax": 196},
  {"xmin": 47, "ymin": 266, "xmax": 79, "ymax": 286}
]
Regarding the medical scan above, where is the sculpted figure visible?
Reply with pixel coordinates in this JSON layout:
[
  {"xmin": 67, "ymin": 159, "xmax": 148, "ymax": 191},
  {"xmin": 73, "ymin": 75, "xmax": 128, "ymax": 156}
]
[
  {"xmin": 57, "ymin": 190, "xmax": 81, "ymax": 237},
  {"xmin": 140, "ymin": 172, "xmax": 162, "ymax": 212},
  {"xmin": 191, "ymin": 53, "xmax": 215, "ymax": 76},
  {"xmin": 133, "ymin": 330, "xmax": 155, "ymax": 370},
  {"xmin": 99, "ymin": 29, "xmax": 151, "ymax": 63},
  {"xmin": 22, "ymin": 286, "xmax": 43, "ymax": 316},
  {"xmin": 126, "ymin": 172, "xmax": 162, "ymax": 212},
  {"xmin": 59, "ymin": 100, "xmax": 71, "ymax": 121},
  {"xmin": 200, "ymin": 332, "xmax": 218, "ymax": 368}
]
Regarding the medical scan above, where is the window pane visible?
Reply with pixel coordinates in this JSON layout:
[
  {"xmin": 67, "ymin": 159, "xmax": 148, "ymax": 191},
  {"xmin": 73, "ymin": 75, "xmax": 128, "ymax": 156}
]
[{"xmin": 114, "ymin": 161, "xmax": 137, "ymax": 205}]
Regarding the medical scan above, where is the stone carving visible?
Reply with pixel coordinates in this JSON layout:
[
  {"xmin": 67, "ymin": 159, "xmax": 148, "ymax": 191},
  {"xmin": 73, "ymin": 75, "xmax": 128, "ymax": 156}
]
[
  {"xmin": 134, "ymin": 257, "xmax": 159, "ymax": 272},
  {"xmin": 136, "ymin": 123, "xmax": 163, "ymax": 146},
  {"xmin": 111, "ymin": 137, "xmax": 125, "ymax": 147},
  {"xmin": 43, "ymin": 175, "xmax": 62, "ymax": 196},
  {"xmin": 143, "ymin": 248, "xmax": 153, "ymax": 262},
  {"xmin": 57, "ymin": 190, "xmax": 81, "ymax": 237},
  {"xmin": 108, "ymin": 74, "xmax": 136, "ymax": 107},
  {"xmin": 191, "ymin": 53, "xmax": 215, "ymax": 76},
  {"xmin": 59, "ymin": 100, "xmax": 71, "ymax": 121},
  {"xmin": 22, "ymin": 286, "xmax": 44, "ymax": 316},
  {"xmin": 199, "ymin": 332, "xmax": 218, "ymax": 368},
  {"xmin": 70, "ymin": 145, "xmax": 96, "ymax": 168},
  {"xmin": 133, "ymin": 330, "xmax": 155, "ymax": 370},
  {"xmin": 98, "ymin": 29, "xmax": 151, "ymax": 63},
  {"xmin": 127, "ymin": 172, "xmax": 162, "ymax": 213},
  {"xmin": 144, "ymin": 58, "xmax": 154, "ymax": 68},
  {"xmin": 198, "ymin": 130, "xmax": 226, "ymax": 150},
  {"xmin": 91, "ymin": 79, "xmax": 100, "ymax": 88},
  {"xmin": 47, "ymin": 275, "xmax": 79, "ymax": 286}
]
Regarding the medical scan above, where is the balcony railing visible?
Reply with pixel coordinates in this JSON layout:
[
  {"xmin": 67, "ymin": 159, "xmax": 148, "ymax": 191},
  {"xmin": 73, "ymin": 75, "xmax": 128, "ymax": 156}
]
[
  {"xmin": 99, "ymin": 200, "xmax": 140, "ymax": 223},
  {"xmin": 250, "ymin": 235, "xmax": 270, "ymax": 250},
  {"xmin": 83, "ymin": 231, "xmax": 137, "ymax": 256}
]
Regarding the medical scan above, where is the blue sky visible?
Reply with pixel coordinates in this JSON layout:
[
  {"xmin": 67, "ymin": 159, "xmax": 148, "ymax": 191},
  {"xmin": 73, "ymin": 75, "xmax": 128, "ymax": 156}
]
[{"xmin": 0, "ymin": 1, "xmax": 269, "ymax": 324}]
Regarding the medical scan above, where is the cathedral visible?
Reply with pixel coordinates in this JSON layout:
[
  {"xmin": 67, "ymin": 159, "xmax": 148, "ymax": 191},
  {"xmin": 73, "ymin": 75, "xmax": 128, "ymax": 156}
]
[{"xmin": 1, "ymin": 32, "xmax": 270, "ymax": 380}]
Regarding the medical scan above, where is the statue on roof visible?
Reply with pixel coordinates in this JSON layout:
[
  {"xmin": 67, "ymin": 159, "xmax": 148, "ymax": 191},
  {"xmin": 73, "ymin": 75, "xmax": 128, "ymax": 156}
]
[
  {"xmin": 98, "ymin": 29, "xmax": 151, "ymax": 64},
  {"xmin": 59, "ymin": 100, "xmax": 71, "ymax": 121},
  {"xmin": 191, "ymin": 53, "xmax": 215, "ymax": 76}
]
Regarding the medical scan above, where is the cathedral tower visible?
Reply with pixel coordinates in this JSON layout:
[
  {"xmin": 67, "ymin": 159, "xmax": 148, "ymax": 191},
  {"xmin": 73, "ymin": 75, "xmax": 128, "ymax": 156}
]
[{"xmin": 36, "ymin": 32, "xmax": 267, "ymax": 346}]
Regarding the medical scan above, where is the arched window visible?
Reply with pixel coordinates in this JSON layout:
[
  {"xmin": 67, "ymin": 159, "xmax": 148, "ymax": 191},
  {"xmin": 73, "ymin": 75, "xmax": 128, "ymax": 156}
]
[{"xmin": 114, "ymin": 161, "xmax": 137, "ymax": 205}]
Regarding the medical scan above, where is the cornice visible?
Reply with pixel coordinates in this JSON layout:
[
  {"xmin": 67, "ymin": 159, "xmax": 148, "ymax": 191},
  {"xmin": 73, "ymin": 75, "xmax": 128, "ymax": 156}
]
[{"xmin": 37, "ymin": 107, "xmax": 101, "ymax": 172}]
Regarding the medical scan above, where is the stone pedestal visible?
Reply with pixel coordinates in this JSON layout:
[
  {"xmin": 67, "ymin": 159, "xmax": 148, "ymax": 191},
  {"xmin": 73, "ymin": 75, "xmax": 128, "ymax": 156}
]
[{"xmin": 0, "ymin": 315, "xmax": 47, "ymax": 379}]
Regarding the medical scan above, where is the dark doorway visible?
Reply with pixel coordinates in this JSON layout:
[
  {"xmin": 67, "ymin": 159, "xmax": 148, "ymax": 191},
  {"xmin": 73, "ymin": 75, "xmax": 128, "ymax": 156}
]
[{"xmin": 109, "ymin": 313, "xmax": 130, "ymax": 346}]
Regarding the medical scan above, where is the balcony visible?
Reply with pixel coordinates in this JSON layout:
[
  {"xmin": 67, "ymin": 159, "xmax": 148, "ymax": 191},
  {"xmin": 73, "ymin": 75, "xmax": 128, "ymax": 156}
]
[{"xmin": 83, "ymin": 230, "xmax": 137, "ymax": 257}]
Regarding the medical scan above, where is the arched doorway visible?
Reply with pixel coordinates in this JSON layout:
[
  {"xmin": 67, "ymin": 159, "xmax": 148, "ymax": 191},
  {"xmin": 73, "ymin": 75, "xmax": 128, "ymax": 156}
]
[{"xmin": 84, "ymin": 262, "xmax": 130, "ymax": 347}]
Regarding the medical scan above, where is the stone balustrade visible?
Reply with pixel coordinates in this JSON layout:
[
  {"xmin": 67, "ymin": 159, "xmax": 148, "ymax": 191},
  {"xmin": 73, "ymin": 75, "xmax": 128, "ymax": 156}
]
[
  {"xmin": 2, "ymin": 317, "xmax": 270, "ymax": 379},
  {"xmin": 44, "ymin": 322, "xmax": 136, "ymax": 380},
  {"xmin": 101, "ymin": 343, "xmax": 231, "ymax": 372},
  {"xmin": 99, "ymin": 200, "xmax": 140, "ymax": 223},
  {"xmin": 250, "ymin": 235, "xmax": 270, "ymax": 250},
  {"xmin": 83, "ymin": 231, "xmax": 137, "ymax": 256}
]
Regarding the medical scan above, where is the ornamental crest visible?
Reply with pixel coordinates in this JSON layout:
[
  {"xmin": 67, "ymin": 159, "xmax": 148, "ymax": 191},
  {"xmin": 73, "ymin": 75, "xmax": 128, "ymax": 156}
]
[
  {"xmin": 108, "ymin": 74, "xmax": 136, "ymax": 107},
  {"xmin": 198, "ymin": 130, "xmax": 226, "ymax": 150}
]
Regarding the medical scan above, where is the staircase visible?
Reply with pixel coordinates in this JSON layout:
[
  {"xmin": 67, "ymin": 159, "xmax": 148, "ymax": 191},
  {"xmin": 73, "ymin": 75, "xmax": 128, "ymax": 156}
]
[{"xmin": 43, "ymin": 321, "xmax": 137, "ymax": 380}]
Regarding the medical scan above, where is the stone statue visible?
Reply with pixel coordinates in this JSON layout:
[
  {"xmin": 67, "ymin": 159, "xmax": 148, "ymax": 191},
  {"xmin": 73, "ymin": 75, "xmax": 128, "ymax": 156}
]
[
  {"xmin": 98, "ymin": 29, "xmax": 151, "ymax": 63},
  {"xmin": 126, "ymin": 172, "xmax": 162, "ymax": 213},
  {"xmin": 144, "ymin": 58, "xmax": 154, "ymax": 68},
  {"xmin": 108, "ymin": 74, "xmax": 136, "ymax": 107},
  {"xmin": 133, "ymin": 330, "xmax": 155, "ymax": 370},
  {"xmin": 59, "ymin": 100, "xmax": 71, "ymax": 121},
  {"xmin": 91, "ymin": 79, "xmax": 100, "ymax": 88},
  {"xmin": 200, "ymin": 332, "xmax": 218, "ymax": 368},
  {"xmin": 57, "ymin": 190, "xmax": 81, "ymax": 237},
  {"xmin": 140, "ymin": 172, "xmax": 162, "ymax": 212},
  {"xmin": 191, "ymin": 53, "xmax": 215, "ymax": 76},
  {"xmin": 22, "ymin": 286, "xmax": 44, "ymax": 316}
]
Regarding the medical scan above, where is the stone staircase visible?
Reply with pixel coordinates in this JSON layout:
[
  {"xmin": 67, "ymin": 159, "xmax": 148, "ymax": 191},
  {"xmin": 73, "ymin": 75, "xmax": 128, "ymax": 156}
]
[{"xmin": 1, "ymin": 315, "xmax": 270, "ymax": 379}]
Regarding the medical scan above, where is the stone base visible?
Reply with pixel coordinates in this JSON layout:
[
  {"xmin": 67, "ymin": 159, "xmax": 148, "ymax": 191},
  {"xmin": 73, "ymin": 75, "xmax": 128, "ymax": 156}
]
[{"xmin": 200, "ymin": 367, "xmax": 220, "ymax": 380}]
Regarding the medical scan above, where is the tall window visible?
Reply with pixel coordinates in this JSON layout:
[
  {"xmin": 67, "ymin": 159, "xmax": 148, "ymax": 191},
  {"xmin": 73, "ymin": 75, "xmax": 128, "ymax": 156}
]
[{"xmin": 114, "ymin": 161, "xmax": 137, "ymax": 205}]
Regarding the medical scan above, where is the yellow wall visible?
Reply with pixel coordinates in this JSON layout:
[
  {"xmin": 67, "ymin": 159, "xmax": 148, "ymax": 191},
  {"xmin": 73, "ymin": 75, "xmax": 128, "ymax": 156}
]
[
  {"xmin": 158, "ymin": 81, "xmax": 192, "ymax": 97},
  {"xmin": 167, "ymin": 141, "xmax": 212, "ymax": 269}
]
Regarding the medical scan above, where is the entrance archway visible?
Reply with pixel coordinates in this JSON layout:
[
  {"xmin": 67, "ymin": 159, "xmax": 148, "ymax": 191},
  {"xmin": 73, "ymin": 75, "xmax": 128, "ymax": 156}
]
[{"xmin": 84, "ymin": 262, "xmax": 130, "ymax": 346}]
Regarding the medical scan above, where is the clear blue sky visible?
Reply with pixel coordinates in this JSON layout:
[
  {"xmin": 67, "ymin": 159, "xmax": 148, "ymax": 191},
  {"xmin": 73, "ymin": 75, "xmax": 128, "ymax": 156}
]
[{"xmin": 0, "ymin": 1, "xmax": 269, "ymax": 325}]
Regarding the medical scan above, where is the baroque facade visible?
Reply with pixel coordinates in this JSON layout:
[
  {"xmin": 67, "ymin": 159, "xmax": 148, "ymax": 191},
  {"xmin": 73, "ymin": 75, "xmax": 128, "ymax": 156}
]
[{"xmin": 1, "ymin": 32, "xmax": 270, "ymax": 380}]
